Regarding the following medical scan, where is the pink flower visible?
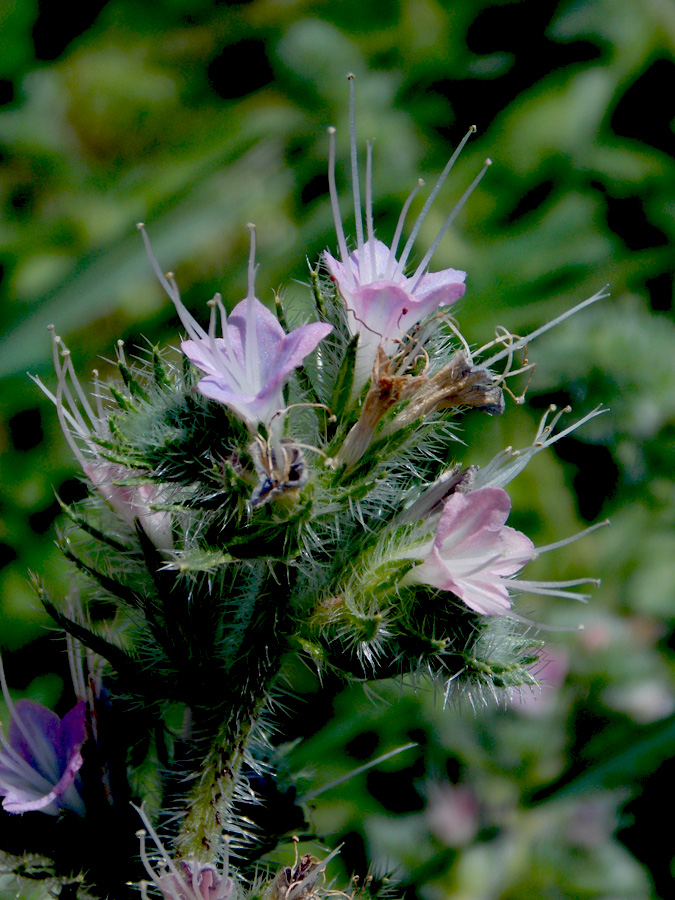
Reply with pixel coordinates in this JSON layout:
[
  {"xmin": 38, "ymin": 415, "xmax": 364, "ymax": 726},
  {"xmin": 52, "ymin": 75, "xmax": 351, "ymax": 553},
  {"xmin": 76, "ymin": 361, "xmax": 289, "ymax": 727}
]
[
  {"xmin": 324, "ymin": 239, "xmax": 466, "ymax": 389},
  {"xmin": 181, "ymin": 295, "xmax": 331, "ymax": 431},
  {"xmin": 325, "ymin": 77, "xmax": 489, "ymax": 389},
  {"xmin": 404, "ymin": 485, "xmax": 600, "ymax": 617},
  {"xmin": 0, "ymin": 657, "xmax": 86, "ymax": 816},
  {"xmin": 136, "ymin": 805, "xmax": 235, "ymax": 900},
  {"xmin": 405, "ymin": 487, "xmax": 536, "ymax": 616},
  {"xmin": 156, "ymin": 861, "xmax": 234, "ymax": 900},
  {"xmin": 33, "ymin": 330, "xmax": 173, "ymax": 550},
  {"xmin": 83, "ymin": 462, "xmax": 173, "ymax": 550},
  {"xmin": 139, "ymin": 223, "xmax": 331, "ymax": 432}
]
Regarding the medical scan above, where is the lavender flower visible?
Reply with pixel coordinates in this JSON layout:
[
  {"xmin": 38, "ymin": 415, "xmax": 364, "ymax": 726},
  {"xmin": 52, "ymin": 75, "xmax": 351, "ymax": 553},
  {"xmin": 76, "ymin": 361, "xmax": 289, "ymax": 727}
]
[
  {"xmin": 138, "ymin": 223, "xmax": 332, "ymax": 433},
  {"xmin": 325, "ymin": 76, "xmax": 491, "ymax": 390},
  {"xmin": 33, "ymin": 330, "xmax": 173, "ymax": 549},
  {"xmin": 0, "ymin": 656, "xmax": 86, "ymax": 816}
]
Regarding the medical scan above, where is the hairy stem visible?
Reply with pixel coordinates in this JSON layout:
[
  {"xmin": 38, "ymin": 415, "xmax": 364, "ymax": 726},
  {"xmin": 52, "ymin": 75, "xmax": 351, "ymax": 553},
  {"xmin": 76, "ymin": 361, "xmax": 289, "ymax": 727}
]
[{"xmin": 176, "ymin": 572, "xmax": 290, "ymax": 860}]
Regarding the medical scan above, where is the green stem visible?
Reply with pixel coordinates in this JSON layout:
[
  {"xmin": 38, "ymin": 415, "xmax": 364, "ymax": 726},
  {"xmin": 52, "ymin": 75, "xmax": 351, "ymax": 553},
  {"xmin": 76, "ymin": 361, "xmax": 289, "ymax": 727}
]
[
  {"xmin": 176, "ymin": 694, "xmax": 267, "ymax": 859},
  {"xmin": 176, "ymin": 574, "xmax": 290, "ymax": 860}
]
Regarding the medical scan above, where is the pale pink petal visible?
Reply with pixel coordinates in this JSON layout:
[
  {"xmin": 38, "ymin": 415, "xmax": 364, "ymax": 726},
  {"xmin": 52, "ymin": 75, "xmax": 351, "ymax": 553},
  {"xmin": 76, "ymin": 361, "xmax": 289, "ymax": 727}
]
[{"xmin": 407, "ymin": 488, "xmax": 536, "ymax": 617}]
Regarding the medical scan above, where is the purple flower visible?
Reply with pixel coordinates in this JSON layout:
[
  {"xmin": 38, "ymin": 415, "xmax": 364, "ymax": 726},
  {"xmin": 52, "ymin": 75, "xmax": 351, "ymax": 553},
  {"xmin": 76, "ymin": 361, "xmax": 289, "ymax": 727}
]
[
  {"xmin": 33, "ymin": 331, "xmax": 173, "ymax": 550},
  {"xmin": 325, "ymin": 76, "xmax": 490, "ymax": 389},
  {"xmin": 138, "ymin": 223, "xmax": 332, "ymax": 433},
  {"xmin": 0, "ymin": 658, "xmax": 86, "ymax": 816},
  {"xmin": 405, "ymin": 487, "xmax": 535, "ymax": 616}
]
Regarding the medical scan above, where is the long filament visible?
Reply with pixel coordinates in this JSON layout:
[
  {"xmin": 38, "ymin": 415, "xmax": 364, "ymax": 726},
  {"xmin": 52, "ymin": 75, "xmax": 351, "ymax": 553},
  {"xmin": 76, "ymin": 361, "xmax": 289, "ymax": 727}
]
[
  {"xmin": 384, "ymin": 179, "xmax": 424, "ymax": 279},
  {"xmin": 482, "ymin": 287, "xmax": 610, "ymax": 368},
  {"xmin": 348, "ymin": 74, "xmax": 364, "ymax": 253},
  {"xmin": 327, "ymin": 127, "xmax": 355, "ymax": 286},
  {"xmin": 408, "ymin": 159, "xmax": 492, "ymax": 291},
  {"xmin": 394, "ymin": 124, "xmax": 477, "ymax": 279},
  {"xmin": 244, "ymin": 223, "xmax": 261, "ymax": 391}
]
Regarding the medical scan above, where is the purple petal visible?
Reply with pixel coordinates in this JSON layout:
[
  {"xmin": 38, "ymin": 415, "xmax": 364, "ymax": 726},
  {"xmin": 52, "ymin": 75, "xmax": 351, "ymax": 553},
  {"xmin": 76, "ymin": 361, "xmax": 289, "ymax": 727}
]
[
  {"xmin": 348, "ymin": 283, "xmax": 414, "ymax": 342},
  {"xmin": 272, "ymin": 322, "xmax": 334, "ymax": 387},
  {"xmin": 189, "ymin": 303, "xmax": 332, "ymax": 427},
  {"xmin": 0, "ymin": 700, "xmax": 86, "ymax": 816},
  {"xmin": 58, "ymin": 701, "xmax": 87, "ymax": 771},
  {"xmin": 227, "ymin": 297, "xmax": 286, "ymax": 385},
  {"xmin": 196, "ymin": 376, "xmax": 285, "ymax": 427},
  {"xmin": 9, "ymin": 700, "xmax": 61, "ymax": 781}
]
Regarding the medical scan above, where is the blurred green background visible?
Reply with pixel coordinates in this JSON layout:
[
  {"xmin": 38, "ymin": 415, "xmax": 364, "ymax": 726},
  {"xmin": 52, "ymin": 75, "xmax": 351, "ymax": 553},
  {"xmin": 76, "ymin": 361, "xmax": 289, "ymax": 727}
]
[{"xmin": 1, "ymin": 0, "xmax": 674, "ymax": 897}]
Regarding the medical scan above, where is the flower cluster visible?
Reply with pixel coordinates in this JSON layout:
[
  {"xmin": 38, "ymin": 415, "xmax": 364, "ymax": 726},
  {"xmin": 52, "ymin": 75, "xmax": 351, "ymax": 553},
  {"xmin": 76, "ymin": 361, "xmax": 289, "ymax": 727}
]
[{"xmin": 5, "ymin": 76, "xmax": 610, "ymax": 900}]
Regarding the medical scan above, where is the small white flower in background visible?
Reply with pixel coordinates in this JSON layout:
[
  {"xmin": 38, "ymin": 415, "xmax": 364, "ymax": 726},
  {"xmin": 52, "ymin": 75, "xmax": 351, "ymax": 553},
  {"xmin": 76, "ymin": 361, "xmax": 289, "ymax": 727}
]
[{"xmin": 425, "ymin": 782, "xmax": 479, "ymax": 847}]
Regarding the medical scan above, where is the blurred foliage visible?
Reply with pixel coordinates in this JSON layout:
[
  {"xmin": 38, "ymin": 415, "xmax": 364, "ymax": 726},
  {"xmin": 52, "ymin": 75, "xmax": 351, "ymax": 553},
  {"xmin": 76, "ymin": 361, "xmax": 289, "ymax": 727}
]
[{"xmin": 1, "ymin": 0, "xmax": 674, "ymax": 897}]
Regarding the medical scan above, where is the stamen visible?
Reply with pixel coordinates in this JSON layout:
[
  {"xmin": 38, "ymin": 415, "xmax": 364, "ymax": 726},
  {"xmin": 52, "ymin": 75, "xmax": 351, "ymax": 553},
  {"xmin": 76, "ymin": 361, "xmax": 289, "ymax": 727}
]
[
  {"xmin": 268, "ymin": 401, "xmax": 336, "ymax": 435},
  {"xmin": 244, "ymin": 223, "xmax": 261, "ymax": 392},
  {"xmin": 384, "ymin": 179, "xmax": 424, "ymax": 279},
  {"xmin": 348, "ymin": 73, "xmax": 364, "ymax": 253},
  {"xmin": 66, "ymin": 633, "xmax": 86, "ymax": 703},
  {"xmin": 365, "ymin": 140, "xmax": 377, "ymax": 277},
  {"xmin": 439, "ymin": 314, "xmax": 473, "ymax": 359},
  {"xmin": 40, "ymin": 345, "xmax": 93, "ymax": 472},
  {"xmin": 536, "ymin": 519, "xmax": 610, "ymax": 555},
  {"xmin": 506, "ymin": 610, "xmax": 585, "ymax": 633},
  {"xmin": 476, "ymin": 324, "xmax": 518, "ymax": 357},
  {"xmin": 0, "ymin": 731, "xmax": 55, "ymax": 790},
  {"xmin": 134, "ymin": 806, "xmax": 192, "ymax": 899},
  {"xmin": 54, "ymin": 347, "xmax": 95, "ymax": 441},
  {"xmin": 482, "ymin": 286, "xmax": 611, "ymax": 368},
  {"xmin": 327, "ymin": 127, "xmax": 354, "ymax": 285},
  {"xmin": 509, "ymin": 577, "xmax": 600, "ymax": 601},
  {"xmin": 60, "ymin": 352, "xmax": 97, "ymax": 428},
  {"xmin": 92, "ymin": 369, "xmax": 104, "ymax": 420},
  {"xmin": 472, "ymin": 404, "xmax": 608, "ymax": 491},
  {"xmin": 137, "ymin": 224, "xmax": 209, "ymax": 346},
  {"xmin": 395, "ymin": 124, "xmax": 477, "ymax": 278},
  {"xmin": 408, "ymin": 158, "xmax": 492, "ymax": 292}
]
